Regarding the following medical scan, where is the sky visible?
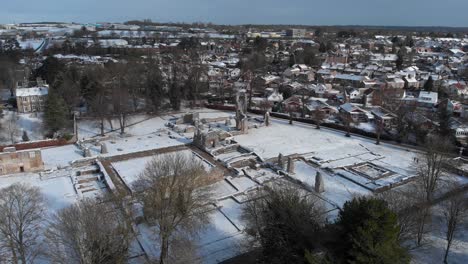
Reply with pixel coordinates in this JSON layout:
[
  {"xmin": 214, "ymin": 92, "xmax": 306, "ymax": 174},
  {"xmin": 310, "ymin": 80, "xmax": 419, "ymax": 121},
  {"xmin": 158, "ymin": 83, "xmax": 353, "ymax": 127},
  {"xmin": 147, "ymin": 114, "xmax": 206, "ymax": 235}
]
[{"xmin": 1, "ymin": 0, "xmax": 468, "ymax": 27}]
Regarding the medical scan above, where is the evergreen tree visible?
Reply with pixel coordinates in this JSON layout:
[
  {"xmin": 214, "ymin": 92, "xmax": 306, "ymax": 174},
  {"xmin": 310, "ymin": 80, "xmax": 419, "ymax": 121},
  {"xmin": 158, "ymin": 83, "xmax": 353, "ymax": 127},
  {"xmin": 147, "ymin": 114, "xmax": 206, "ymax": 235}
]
[
  {"xmin": 242, "ymin": 186, "xmax": 325, "ymax": 264},
  {"xmin": 438, "ymin": 106, "xmax": 452, "ymax": 137},
  {"xmin": 334, "ymin": 197, "xmax": 409, "ymax": 264},
  {"xmin": 396, "ymin": 50, "xmax": 405, "ymax": 70},
  {"xmin": 424, "ymin": 76, "xmax": 434, "ymax": 92},
  {"xmin": 34, "ymin": 56, "xmax": 64, "ymax": 85},
  {"xmin": 22, "ymin": 130, "xmax": 29, "ymax": 142},
  {"xmin": 44, "ymin": 90, "xmax": 69, "ymax": 133},
  {"xmin": 405, "ymin": 35, "xmax": 414, "ymax": 47},
  {"xmin": 169, "ymin": 65, "xmax": 182, "ymax": 111}
]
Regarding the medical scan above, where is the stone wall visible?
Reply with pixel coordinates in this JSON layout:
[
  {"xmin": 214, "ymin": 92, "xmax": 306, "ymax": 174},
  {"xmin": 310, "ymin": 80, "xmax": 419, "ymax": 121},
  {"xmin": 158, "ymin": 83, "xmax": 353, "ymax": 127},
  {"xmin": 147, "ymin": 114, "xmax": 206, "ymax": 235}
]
[{"xmin": 0, "ymin": 149, "xmax": 44, "ymax": 175}]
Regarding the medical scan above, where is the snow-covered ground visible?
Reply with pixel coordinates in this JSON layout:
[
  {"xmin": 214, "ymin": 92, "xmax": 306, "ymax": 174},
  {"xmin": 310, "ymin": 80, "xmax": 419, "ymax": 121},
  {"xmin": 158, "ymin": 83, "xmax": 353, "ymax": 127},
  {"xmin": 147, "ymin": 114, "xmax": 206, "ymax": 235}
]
[
  {"xmin": 111, "ymin": 149, "xmax": 213, "ymax": 191},
  {"xmin": 235, "ymin": 118, "xmax": 418, "ymax": 175},
  {"xmin": 77, "ymin": 109, "xmax": 233, "ymax": 140},
  {"xmin": 292, "ymin": 160, "xmax": 371, "ymax": 209},
  {"xmin": 77, "ymin": 114, "xmax": 164, "ymax": 139},
  {"xmin": 0, "ymin": 172, "xmax": 78, "ymax": 212},
  {"xmin": 41, "ymin": 144, "xmax": 84, "ymax": 170},
  {"xmin": 411, "ymin": 204, "xmax": 468, "ymax": 264},
  {"xmin": 1, "ymin": 109, "xmax": 465, "ymax": 263},
  {"xmin": 0, "ymin": 110, "xmax": 45, "ymax": 144},
  {"xmin": 18, "ymin": 39, "xmax": 44, "ymax": 50}
]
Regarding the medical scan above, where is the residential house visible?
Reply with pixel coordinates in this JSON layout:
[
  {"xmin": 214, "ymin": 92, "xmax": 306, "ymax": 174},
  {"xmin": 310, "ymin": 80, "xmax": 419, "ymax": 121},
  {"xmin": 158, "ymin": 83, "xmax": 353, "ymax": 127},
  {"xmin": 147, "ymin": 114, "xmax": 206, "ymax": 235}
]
[
  {"xmin": 308, "ymin": 83, "xmax": 331, "ymax": 97},
  {"xmin": 385, "ymin": 76, "xmax": 405, "ymax": 89},
  {"xmin": 362, "ymin": 88, "xmax": 375, "ymax": 107},
  {"xmin": 285, "ymin": 28, "xmax": 306, "ymax": 38},
  {"xmin": 283, "ymin": 64, "xmax": 315, "ymax": 82},
  {"xmin": 347, "ymin": 88, "xmax": 361, "ymax": 101},
  {"xmin": 264, "ymin": 88, "xmax": 284, "ymax": 103},
  {"xmin": 417, "ymin": 91, "xmax": 438, "ymax": 107},
  {"xmin": 281, "ymin": 95, "xmax": 303, "ymax": 113},
  {"xmin": 370, "ymin": 107, "xmax": 397, "ymax": 128},
  {"xmin": 333, "ymin": 74, "xmax": 369, "ymax": 88},
  {"xmin": 448, "ymin": 82, "xmax": 468, "ymax": 97},
  {"xmin": 339, "ymin": 103, "xmax": 371, "ymax": 123},
  {"xmin": 306, "ymin": 98, "xmax": 338, "ymax": 117}
]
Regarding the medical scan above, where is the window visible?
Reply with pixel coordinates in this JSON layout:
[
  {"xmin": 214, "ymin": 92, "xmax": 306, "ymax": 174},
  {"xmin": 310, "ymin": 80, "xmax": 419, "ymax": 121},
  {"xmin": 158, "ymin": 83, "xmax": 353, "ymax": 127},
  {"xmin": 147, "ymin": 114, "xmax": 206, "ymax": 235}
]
[{"xmin": 29, "ymin": 152, "xmax": 36, "ymax": 158}]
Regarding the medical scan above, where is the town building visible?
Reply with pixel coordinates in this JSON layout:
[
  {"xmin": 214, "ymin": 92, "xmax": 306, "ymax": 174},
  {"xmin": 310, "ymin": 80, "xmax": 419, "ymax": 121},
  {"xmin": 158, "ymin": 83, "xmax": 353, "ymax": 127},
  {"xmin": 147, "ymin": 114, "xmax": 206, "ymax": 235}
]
[{"xmin": 285, "ymin": 28, "xmax": 307, "ymax": 38}]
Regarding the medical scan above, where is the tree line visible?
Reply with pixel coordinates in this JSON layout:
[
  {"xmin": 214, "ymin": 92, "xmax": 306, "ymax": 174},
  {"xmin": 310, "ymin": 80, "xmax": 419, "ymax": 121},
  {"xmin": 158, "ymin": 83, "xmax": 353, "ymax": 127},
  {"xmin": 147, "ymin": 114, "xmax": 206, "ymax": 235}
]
[{"xmin": 35, "ymin": 51, "xmax": 209, "ymax": 136}]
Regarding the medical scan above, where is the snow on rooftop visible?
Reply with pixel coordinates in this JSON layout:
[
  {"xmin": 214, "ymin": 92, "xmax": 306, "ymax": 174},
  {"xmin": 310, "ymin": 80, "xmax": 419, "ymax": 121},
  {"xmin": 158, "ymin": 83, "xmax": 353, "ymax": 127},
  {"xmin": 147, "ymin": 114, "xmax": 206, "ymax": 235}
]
[{"xmin": 15, "ymin": 87, "xmax": 48, "ymax": 97}]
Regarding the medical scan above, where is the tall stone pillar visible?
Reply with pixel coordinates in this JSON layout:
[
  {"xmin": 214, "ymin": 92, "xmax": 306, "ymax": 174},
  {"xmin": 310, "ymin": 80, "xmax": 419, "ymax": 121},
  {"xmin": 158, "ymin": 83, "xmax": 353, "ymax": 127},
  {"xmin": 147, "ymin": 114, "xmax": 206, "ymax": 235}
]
[
  {"xmin": 278, "ymin": 153, "xmax": 284, "ymax": 169},
  {"xmin": 265, "ymin": 111, "xmax": 270, "ymax": 126},
  {"xmin": 100, "ymin": 143, "xmax": 108, "ymax": 154},
  {"xmin": 287, "ymin": 157, "xmax": 295, "ymax": 174},
  {"xmin": 315, "ymin": 171, "xmax": 325, "ymax": 193}
]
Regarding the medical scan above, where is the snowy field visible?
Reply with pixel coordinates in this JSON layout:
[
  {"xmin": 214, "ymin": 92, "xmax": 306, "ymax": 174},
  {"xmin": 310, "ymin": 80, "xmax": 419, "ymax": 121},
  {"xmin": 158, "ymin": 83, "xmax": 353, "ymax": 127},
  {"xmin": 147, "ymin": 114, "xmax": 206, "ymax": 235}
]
[
  {"xmin": 235, "ymin": 117, "xmax": 418, "ymax": 175},
  {"xmin": 0, "ymin": 173, "xmax": 78, "ymax": 212},
  {"xmin": 77, "ymin": 109, "xmax": 233, "ymax": 140},
  {"xmin": 291, "ymin": 160, "xmax": 371, "ymax": 208},
  {"xmin": 77, "ymin": 114, "xmax": 166, "ymax": 139},
  {"xmin": 82, "ymin": 131, "xmax": 190, "ymax": 158},
  {"xmin": 0, "ymin": 110, "xmax": 45, "ymax": 145},
  {"xmin": 112, "ymin": 149, "xmax": 214, "ymax": 190},
  {"xmin": 411, "ymin": 204, "xmax": 468, "ymax": 264},
  {"xmin": 41, "ymin": 144, "xmax": 84, "ymax": 170}
]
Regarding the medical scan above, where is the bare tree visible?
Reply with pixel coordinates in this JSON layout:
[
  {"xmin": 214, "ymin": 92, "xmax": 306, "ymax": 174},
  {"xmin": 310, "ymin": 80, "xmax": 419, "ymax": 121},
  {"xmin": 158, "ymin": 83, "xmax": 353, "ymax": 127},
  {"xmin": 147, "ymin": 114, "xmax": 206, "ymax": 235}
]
[
  {"xmin": 45, "ymin": 197, "xmax": 131, "ymax": 264},
  {"xmin": 378, "ymin": 188, "xmax": 420, "ymax": 242},
  {"xmin": 258, "ymin": 98, "xmax": 272, "ymax": 114},
  {"xmin": 0, "ymin": 56, "xmax": 18, "ymax": 97},
  {"xmin": 186, "ymin": 52, "xmax": 208, "ymax": 108},
  {"xmin": 107, "ymin": 63, "xmax": 132, "ymax": 135},
  {"xmin": 144, "ymin": 58, "xmax": 165, "ymax": 113},
  {"xmin": 0, "ymin": 183, "xmax": 46, "ymax": 264},
  {"xmin": 6, "ymin": 111, "xmax": 19, "ymax": 144},
  {"xmin": 133, "ymin": 153, "xmax": 213, "ymax": 264},
  {"xmin": 416, "ymin": 135, "xmax": 453, "ymax": 202},
  {"xmin": 375, "ymin": 118, "xmax": 384, "ymax": 145},
  {"xmin": 381, "ymin": 91, "xmax": 413, "ymax": 142},
  {"xmin": 342, "ymin": 114, "xmax": 359, "ymax": 137},
  {"xmin": 54, "ymin": 67, "xmax": 82, "ymax": 110},
  {"xmin": 442, "ymin": 190, "xmax": 467, "ymax": 263},
  {"xmin": 124, "ymin": 60, "xmax": 145, "ymax": 111},
  {"xmin": 284, "ymin": 104, "xmax": 294, "ymax": 125},
  {"xmin": 311, "ymin": 108, "xmax": 326, "ymax": 129},
  {"xmin": 414, "ymin": 135, "xmax": 454, "ymax": 245},
  {"xmin": 112, "ymin": 76, "xmax": 131, "ymax": 135},
  {"xmin": 90, "ymin": 92, "xmax": 110, "ymax": 137}
]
